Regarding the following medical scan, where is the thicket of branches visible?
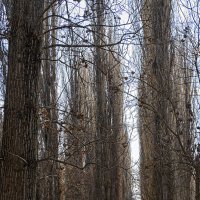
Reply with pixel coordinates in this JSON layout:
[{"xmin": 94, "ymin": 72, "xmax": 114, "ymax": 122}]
[{"xmin": 1, "ymin": 0, "xmax": 200, "ymax": 200}]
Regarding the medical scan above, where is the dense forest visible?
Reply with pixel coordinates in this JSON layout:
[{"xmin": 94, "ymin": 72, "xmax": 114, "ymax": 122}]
[{"xmin": 0, "ymin": 0, "xmax": 200, "ymax": 199}]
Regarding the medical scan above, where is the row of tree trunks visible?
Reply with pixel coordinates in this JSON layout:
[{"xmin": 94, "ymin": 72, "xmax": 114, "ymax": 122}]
[
  {"xmin": 0, "ymin": 0, "xmax": 132, "ymax": 199},
  {"xmin": 93, "ymin": 0, "xmax": 132, "ymax": 199},
  {"xmin": 139, "ymin": 0, "xmax": 194, "ymax": 200}
]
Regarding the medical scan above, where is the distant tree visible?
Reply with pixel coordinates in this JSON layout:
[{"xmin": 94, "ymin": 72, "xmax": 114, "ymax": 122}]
[
  {"xmin": 170, "ymin": 38, "xmax": 194, "ymax": 200},
  {"xmin": 36, "ymin": 1, "xmax": 59, "ymax": 199}
]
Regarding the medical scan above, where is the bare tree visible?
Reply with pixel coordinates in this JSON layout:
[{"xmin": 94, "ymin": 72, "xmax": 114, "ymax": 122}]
[
  {"xmin": 0, "ymin": 0, "xmax": 44, "ymax": 199},
  {"xmin": 139, "ymin": 0, "xmax": 173, "ymax": 199},
  {"xmin": 36, "ymin": 1, "xmax": 59, "ymax": 199},
  {"xmin": 170, "ymin": 38, "xmax": 194, "ymax": 200}
]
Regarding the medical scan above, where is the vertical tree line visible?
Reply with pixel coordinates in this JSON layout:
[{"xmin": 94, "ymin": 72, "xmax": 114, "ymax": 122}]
[
  {"xmin": 0, "ymin": 0, "xmax": 132, "ymax": 199},
  {"xmin": 139, "ymin": 0, "xmax": 199, "ymax": 199},
  {"xmin": 1, "ymin": 0, "xmax": 200, "ymax": 199}
]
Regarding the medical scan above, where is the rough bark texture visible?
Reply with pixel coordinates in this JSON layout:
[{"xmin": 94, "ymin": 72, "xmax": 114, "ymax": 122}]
[
  {"xmin": 139, "ymin": 0, "xmax": 173, "ymax": 199},
  {"xmin": 93, "ymin": 1, "xmax": 111, "ymax": 199},
  {"xmin": 0, "ymin": 0, "xmax": 43, "ymax": 199}
]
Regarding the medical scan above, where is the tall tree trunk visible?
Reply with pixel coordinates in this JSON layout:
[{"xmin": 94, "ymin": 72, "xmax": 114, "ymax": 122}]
[
  {"xmin": 107, "ymin": 34, "xmax": 132, "ymax": 199},
  {"xmin": 140, "ymin": 0, "xmax": 173, "ymax": 199},
  {"xmin": 108, "ymin": 53, "xmax": 123, "ymax": 200},
  {"xmin": 37, "ymin": 1, "xmax": 59, "ymax": 199},
  {"xmin": 0, "ymin": 0, "xmax": 43, "ymax": 199},
  {"xmin": 65, "ymin": 56, "xmax": 87, "ymax": 199},
  {"xmin": 170, "ymin": 39, "xmax": 193, "ymax": 200},
  {"xmin": 93, "ymin": 1, "xmax": 111, "ymax": 199}
]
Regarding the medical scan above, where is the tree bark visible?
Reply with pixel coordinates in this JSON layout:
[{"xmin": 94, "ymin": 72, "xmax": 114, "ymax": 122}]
[
  {"xmin": 93, "ymin": 1, "xmax": 111, "ymax": 199},
  {"xmin": 140, "ymin": 0, "xmax": 173, "ymax": 199},
  {"xmin": 0, "ymin": 0, "xmax": 43, "ymax": 199}
]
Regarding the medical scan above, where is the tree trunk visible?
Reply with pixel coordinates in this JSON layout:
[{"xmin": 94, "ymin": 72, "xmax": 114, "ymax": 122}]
[
  {"xmin": 37, "ymin": 2, "xmax": 59, "ymax": 199},
  {"xmin": 170, "ymin": 39, "xmax": 193, "ymax": 200},
  {"xmin": 93, "ymin": 0, "xmax": 111, "ymax": 199},
  {"xmin": 140, "ymin": 0, "xmax": 173, "ymax": 199},
  {"xmin": 0, "ymin": 0, "xmax": 43, "ymax": 199}
]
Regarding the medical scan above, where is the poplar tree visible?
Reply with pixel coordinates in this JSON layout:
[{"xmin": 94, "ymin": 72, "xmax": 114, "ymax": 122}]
[{"xmin": 0, "ymin": 0, "xmax": 44, "ymax": 199}]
